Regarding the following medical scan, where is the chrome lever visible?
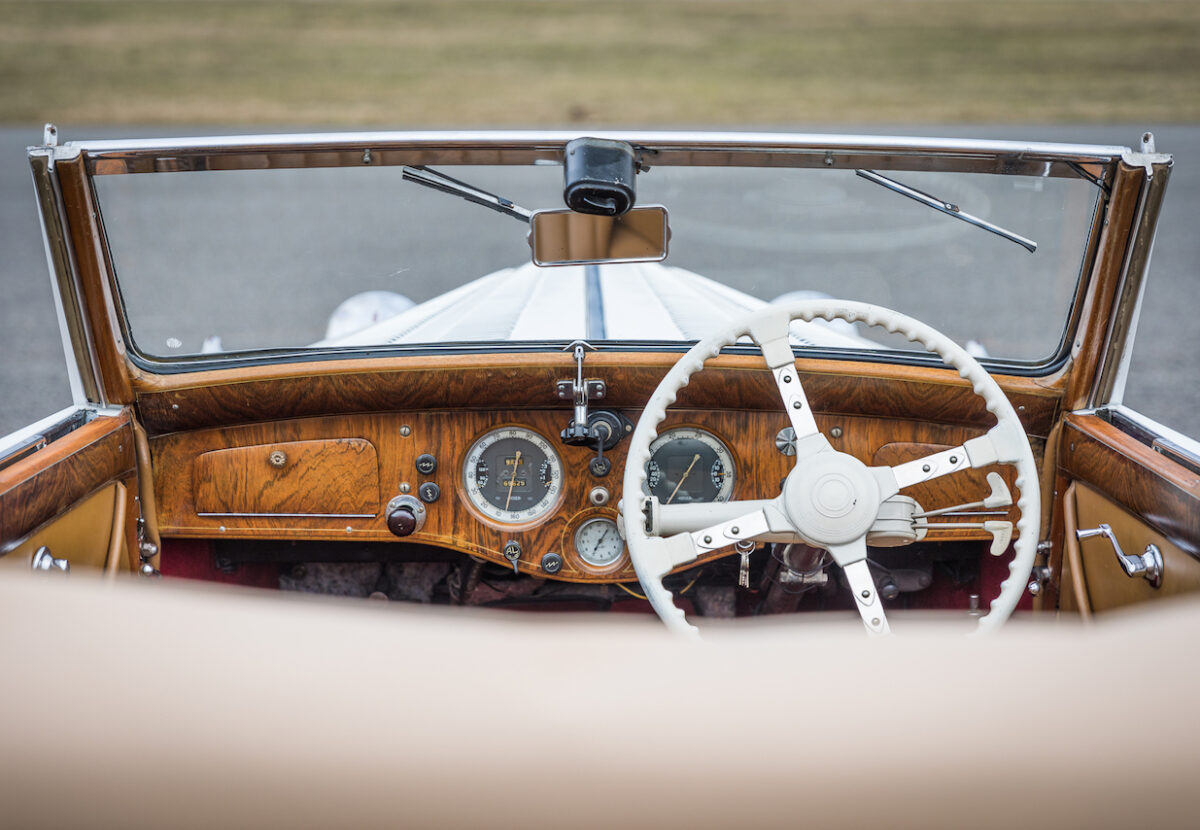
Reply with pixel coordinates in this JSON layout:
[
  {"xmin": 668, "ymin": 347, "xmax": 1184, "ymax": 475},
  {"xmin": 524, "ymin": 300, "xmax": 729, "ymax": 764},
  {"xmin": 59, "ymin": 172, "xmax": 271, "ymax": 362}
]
[
  {"xmin": 1076, "ymin": 524, "xmax": 1163, "ymax": 588},
  {"xmin": 31, "ymin": 546, "xmax": 69, "ymax": 574}
]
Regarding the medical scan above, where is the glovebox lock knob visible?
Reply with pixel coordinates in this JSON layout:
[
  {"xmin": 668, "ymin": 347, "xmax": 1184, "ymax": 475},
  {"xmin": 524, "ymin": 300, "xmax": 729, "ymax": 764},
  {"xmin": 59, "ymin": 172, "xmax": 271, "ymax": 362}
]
[{"xmin": 385, "ymin": 495, "xmax": 426, "ymax": 538}]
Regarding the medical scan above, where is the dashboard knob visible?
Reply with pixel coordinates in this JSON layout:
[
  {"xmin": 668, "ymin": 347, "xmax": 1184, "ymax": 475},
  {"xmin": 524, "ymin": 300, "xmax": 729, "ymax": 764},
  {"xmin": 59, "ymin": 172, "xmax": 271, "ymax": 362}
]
[
  {"xmin": 385, "ymin": 495, "xmax": 427, "ymax": 537},
  {"xmin": 387, "ymin": 506, "xmax": 418, "ymax": 537}
]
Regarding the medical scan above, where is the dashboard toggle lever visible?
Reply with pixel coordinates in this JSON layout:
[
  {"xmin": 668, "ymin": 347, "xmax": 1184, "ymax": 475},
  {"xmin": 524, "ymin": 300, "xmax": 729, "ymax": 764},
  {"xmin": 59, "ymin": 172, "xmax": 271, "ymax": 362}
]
[{"xmin": 558, "ymin": 341, "xmax": 607, "ymax": 445}]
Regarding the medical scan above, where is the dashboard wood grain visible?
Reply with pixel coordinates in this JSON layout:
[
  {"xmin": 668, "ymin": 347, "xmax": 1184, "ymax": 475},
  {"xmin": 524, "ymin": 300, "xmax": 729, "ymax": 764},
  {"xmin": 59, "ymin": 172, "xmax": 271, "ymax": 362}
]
[
  {"xmin": 152, "ymin": 410, "xmax": 1025, "ymax": 583},
  {"xmin": 194, "ymin": 438, "xmax": 379, "ymax": 516},
  {"xmin": 134, "ymin": 353, "xmax": 1061, "ymax": 438}
]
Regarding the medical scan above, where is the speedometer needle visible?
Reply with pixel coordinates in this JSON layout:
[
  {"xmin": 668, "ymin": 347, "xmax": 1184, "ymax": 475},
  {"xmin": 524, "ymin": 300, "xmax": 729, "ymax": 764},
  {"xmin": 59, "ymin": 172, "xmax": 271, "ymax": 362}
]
[
  {"xmin": 504, "ymin": 450, "xmax": 522, "ymax": 512},
  {"xmin": 666, "ymin": 454, "xmax": 701, "ymax": 505}
]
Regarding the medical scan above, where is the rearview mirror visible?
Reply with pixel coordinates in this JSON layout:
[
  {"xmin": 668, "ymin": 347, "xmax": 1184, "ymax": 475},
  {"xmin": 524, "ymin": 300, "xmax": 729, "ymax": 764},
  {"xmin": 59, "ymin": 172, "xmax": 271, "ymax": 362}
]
[{"xmin": 529, "ymin": 206, "xmax": 669, "ymax": 267}]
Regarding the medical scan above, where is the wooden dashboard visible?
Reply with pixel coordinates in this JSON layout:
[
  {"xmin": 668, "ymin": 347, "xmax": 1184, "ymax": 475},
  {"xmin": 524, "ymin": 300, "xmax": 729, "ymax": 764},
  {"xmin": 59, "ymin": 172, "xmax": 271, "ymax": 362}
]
[{"xmin": 152, "ymin": 407, "xmax": 1022, "ymax": 583}]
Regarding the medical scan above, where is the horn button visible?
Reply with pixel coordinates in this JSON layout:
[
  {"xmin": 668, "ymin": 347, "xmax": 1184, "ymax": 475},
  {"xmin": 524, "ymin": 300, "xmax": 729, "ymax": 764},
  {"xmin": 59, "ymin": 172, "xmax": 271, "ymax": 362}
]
[{"xmin": 783, "ymin": 452, "xmax": 881, "ymax": 546}]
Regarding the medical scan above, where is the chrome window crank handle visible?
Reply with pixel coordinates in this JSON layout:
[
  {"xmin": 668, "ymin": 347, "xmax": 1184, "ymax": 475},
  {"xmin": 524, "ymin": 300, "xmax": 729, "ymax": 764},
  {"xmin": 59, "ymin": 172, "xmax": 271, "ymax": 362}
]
[{"xmin": 1076, "ymin": 524, "xmax": 1163, "ymax": 588}]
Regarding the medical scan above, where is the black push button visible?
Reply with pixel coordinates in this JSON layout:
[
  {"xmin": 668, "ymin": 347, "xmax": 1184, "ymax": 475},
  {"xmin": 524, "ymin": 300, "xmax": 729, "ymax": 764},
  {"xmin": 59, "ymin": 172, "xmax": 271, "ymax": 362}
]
[
  {"xmin": 418, "ymin": 482, "xmax": 441, "ymax": 503},
  {"xmin": 415, "ymin": 453, "xmax": 437, "ymax": 475}
]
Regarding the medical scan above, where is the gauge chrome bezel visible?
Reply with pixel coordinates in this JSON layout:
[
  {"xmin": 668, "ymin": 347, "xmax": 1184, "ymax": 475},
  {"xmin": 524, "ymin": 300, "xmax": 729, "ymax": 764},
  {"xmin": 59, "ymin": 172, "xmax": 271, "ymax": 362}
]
[
  {"xmin": 644, "ymin": 426, "xmax": 737, "ymax": 504},
  {"xmin": 461, "ymin": 426, "xmax": 564, "ymax": 526},
  {"xmin": 573, "ymin": 516, "xmax": 625, "ymax": 568}
]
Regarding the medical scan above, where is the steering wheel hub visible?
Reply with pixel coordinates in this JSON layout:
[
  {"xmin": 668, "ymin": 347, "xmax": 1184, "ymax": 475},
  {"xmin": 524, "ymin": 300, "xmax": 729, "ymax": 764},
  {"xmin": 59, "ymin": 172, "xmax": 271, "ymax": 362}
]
[
  {"xmin": 783, "ymin": 451, "xmax": 880, "ymax": 545},
  {"xmin": 815, "ymin": 475, "xmax": 853, "ymax": 515}
]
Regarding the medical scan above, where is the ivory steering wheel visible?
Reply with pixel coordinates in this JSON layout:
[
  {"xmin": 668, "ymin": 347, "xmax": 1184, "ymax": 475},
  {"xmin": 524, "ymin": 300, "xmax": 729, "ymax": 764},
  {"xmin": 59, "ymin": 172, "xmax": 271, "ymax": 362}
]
[{"xmin": 621, "ymin": 301, "xmax": 1040, "ymax": 636}]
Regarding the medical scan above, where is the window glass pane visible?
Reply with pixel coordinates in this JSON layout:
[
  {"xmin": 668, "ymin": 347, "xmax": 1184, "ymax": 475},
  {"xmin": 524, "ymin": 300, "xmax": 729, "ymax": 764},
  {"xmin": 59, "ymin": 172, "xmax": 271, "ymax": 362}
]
[
  {"xmin": 0, "ymin": 129, "xmax": 73, "ymax": 438},
  {"xmin": 96, "ymin": 161, "xmax": 1097, "ymax": 367},
  {"xmin": 1122, "ymin": 135, "xmax": 1200, "ymax": 437}
]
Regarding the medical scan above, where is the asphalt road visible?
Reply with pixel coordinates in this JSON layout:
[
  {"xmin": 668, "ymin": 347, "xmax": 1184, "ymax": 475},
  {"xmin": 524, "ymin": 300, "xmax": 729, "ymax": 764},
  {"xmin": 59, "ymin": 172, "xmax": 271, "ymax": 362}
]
[{"xmin": 2, "ymin": 124, "xmax": 1196, "ymax": 439}]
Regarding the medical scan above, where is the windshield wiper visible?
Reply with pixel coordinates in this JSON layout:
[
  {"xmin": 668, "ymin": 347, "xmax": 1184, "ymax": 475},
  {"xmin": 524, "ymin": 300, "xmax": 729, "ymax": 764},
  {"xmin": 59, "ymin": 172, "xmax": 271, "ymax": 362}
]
[
  {"xmin": 855, "ymin": 169, "xmax": 1037, "ymax": 253},
  {"xmin": 401, "ymin": 166, "xmax": 532, "ymax": 224}
]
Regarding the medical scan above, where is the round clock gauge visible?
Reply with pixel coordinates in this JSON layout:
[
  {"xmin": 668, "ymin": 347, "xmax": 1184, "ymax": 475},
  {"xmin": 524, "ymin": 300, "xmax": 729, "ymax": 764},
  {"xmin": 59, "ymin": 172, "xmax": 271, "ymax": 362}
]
[{"xmin": 574, "ymin": 517, "xmax": 624, "ymax": 568}]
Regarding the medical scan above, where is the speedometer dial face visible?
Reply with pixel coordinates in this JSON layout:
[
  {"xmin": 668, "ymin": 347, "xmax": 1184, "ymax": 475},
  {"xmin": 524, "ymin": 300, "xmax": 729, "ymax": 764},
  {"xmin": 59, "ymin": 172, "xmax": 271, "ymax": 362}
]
[
  {"xmin": 645, "ymin": 428, "xmax": 736, "ymax": 504},
  {"xmin": 463, "ymin": 427, "xmax": 563, "ymax": 524}
]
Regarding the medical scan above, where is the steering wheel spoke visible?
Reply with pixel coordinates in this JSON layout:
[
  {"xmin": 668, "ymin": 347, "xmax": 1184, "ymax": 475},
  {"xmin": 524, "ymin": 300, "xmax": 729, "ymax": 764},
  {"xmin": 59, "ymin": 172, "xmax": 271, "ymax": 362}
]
[
  {"xmin": 888, "ymin": 445, "xmax": 972, "ymax": 490},
  {"xmin": 684, "ymin": 507, "xmax": 777, "ymax": 557},
  {"xmin": 888, "ymin": 421, "xmax": 1029, "ymax": 490},
  {"xmin": 750, "ymin": 307, "xmax": 822, "ymax": 446},
  {"xmin": 837, "ymin": 549, "xmax": 892, "ymax": 637},
  {"xmin": 772, "ymin": 364, "xmax": 821, "ymax": 447}
]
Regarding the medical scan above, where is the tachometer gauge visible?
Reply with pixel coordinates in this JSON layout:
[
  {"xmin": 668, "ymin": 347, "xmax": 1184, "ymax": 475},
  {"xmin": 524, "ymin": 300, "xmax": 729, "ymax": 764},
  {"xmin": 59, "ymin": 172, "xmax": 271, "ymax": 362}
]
[
  {"xmin": 463, "ymin": 427, "xmax": 563, "ymax": 524},
  {"xmin": 574, "ymin": 517, "xmax": 624, "ymax": 567},
  {"xmin": 645, "ymin": 428, "xmax": 735, "ymax": 504}
]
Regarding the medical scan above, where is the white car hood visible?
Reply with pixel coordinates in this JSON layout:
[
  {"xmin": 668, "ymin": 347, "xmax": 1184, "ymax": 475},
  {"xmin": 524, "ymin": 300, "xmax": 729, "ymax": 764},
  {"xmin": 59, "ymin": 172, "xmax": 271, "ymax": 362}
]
[{"xmin": 316, "ymin": 261, "xmax": 876, "ymax": 349}]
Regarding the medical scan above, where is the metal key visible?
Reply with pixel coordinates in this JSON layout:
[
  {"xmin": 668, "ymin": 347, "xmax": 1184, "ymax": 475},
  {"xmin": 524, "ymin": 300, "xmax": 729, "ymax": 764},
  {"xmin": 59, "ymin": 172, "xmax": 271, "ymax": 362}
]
[
  {"xmin": 736, "ymin": 540, "xmax": 754, "ymax": 588},
  {"xmin": 503, "ymin": 541, "xmax": 522, "ymax": 574}
]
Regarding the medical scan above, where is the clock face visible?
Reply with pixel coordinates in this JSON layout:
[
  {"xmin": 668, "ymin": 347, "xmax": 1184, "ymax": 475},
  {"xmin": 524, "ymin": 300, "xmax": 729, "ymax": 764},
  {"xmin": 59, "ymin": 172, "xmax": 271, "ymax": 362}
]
[{"xmin": 574, "ymin": 517, "xmax": 624, "ymax": 568}]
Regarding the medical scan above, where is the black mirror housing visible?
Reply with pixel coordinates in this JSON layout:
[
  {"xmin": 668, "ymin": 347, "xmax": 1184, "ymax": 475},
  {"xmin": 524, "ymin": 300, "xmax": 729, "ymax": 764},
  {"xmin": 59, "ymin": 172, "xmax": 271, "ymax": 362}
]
[{"xmin": 563, "ymin": 138, "xmax": 637, "ymax": 216}]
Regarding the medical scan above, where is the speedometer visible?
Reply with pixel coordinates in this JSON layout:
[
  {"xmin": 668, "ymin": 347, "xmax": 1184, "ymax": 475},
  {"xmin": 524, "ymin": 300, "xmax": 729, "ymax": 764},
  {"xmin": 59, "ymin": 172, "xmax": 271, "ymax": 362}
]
[
  {"xmin": 462, "ymin": 427, "xmax": 563, "ymax": 524},
  {"xmin": 645, "ymin": 427, "xmax": 735, "ymax": 504}
]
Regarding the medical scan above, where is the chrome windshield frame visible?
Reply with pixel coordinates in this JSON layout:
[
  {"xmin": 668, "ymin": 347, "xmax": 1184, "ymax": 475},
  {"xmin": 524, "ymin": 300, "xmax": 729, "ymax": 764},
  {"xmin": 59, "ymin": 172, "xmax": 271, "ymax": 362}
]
[
  {"xmin": 57, "ymin": 130, "xmax": 1129, "ymax": 181},
  {"xmin": 49, "ymin": 130, "xmax": 1125, "ymax": 378}
]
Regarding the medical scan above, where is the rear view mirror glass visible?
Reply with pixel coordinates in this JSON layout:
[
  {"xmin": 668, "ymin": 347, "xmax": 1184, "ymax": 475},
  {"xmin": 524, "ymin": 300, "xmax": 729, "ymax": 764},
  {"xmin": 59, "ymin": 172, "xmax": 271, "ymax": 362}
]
[{"xmin": 529, "ymin": 206, "xmax": 669, "ymax": 267}]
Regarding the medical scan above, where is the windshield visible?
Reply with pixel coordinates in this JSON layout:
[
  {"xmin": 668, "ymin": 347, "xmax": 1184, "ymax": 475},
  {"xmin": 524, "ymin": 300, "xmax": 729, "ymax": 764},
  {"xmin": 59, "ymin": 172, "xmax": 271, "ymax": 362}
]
[{"xmin": 92, "ymin": 144, "xmax": 1101, "ymax": 368}]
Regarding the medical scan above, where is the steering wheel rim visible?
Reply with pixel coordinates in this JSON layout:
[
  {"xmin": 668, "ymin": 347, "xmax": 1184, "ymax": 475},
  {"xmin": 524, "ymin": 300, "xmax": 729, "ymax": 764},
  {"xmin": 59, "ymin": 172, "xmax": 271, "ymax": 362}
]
[{"xmin": 621, "ymin": 300, "xmax": 1040, "ymax": 637}]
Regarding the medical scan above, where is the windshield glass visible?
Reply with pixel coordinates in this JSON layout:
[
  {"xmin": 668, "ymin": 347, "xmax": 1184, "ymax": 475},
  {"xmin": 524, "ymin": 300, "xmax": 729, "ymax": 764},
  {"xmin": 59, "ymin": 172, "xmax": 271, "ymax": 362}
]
[{"xmin": 94, "ymin": 152, "xmax": 1100, "ymax": 367}]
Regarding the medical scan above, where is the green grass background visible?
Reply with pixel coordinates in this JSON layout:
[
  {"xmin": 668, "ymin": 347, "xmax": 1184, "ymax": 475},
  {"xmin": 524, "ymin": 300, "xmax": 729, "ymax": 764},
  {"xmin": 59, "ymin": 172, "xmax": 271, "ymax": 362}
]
[{"xmin": 2, "ymin": 0, "xmax": 1198, "ymax": 125}]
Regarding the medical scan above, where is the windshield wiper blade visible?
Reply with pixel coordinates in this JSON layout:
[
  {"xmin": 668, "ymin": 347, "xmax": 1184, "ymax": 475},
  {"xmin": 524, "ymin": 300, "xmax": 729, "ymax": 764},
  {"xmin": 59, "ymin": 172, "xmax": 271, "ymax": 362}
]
[
  {"xmin": 401, "ymin": 165, "xmax": 533, "ymax": 224},
  {"xmin": 855, "ymin": 169, "xmax": 1037, "ymax": 253}
]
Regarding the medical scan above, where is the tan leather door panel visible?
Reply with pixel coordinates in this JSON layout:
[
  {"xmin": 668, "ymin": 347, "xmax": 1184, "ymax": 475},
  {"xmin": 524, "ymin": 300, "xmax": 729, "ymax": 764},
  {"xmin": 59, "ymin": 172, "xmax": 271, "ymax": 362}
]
[
  {"xmin": 0, "ymin": 411, "xmax": 138, "ymax": 574},
  {"xmin": 1058, "ymin": 413, "xmax": 1200, "ymax": 614},
  {"xmin": 0, "ymin": 483, "xmax": 129, "ymax": 575},
  {"xmin": 1068, "ymin": 482, "xmax": 1200, "ymax": 613}
]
